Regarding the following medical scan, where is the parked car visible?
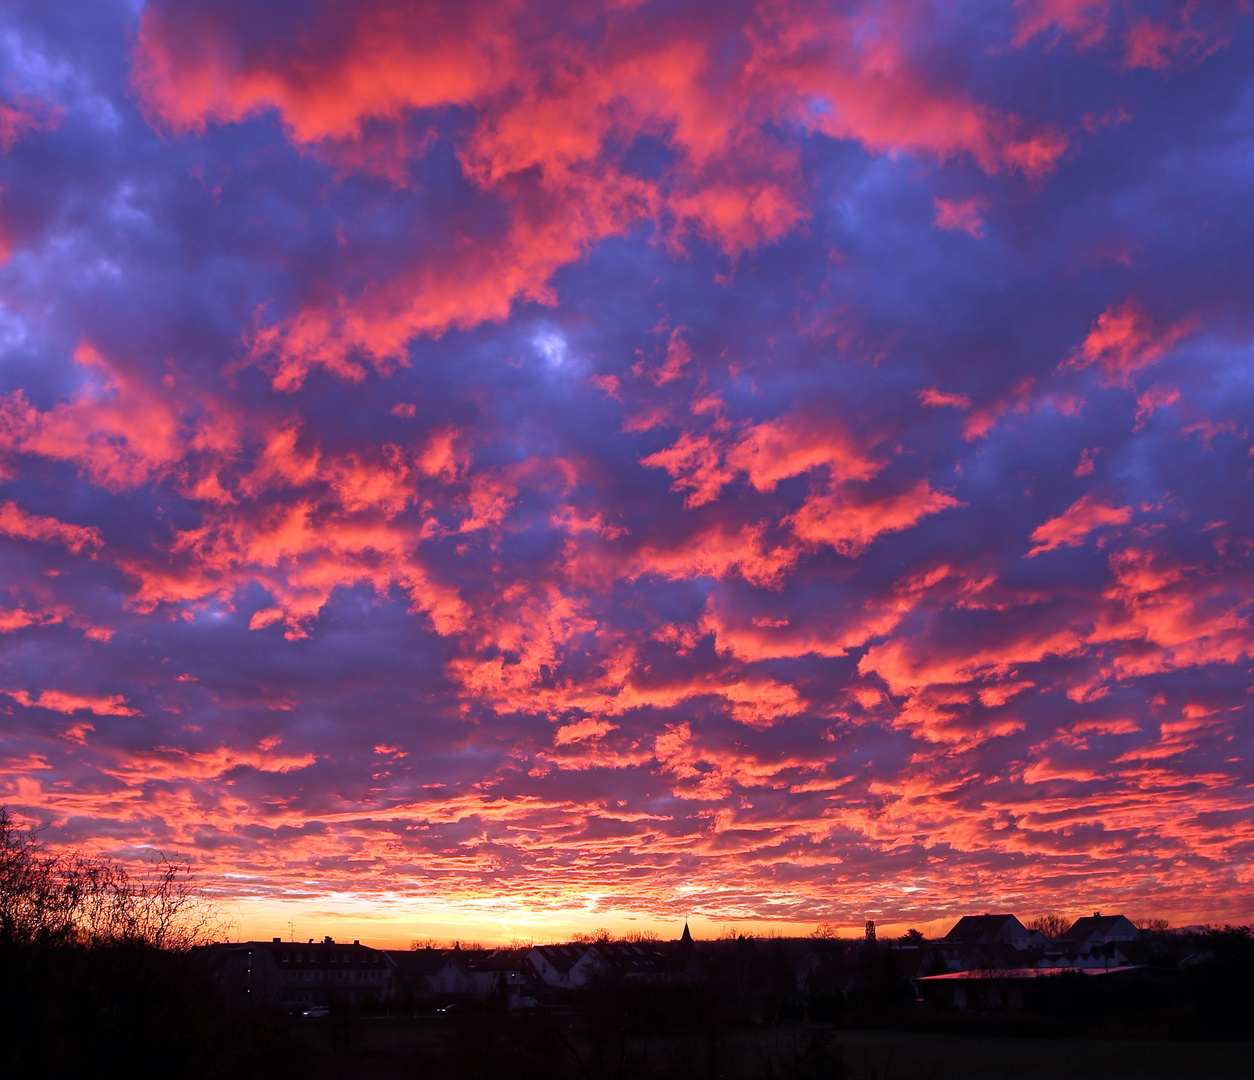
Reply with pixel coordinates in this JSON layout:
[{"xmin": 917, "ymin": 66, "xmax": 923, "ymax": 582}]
[{"xmin": 301, "ymin": 1005, "xmax": 330, "ymax": 1018}]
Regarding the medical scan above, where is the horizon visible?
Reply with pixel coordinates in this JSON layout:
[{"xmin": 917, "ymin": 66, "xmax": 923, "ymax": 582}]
[
  {"xmin": 2, "ymin": 1, "xmax": 1253, "ymax": 942},
  {"xmin": 214, "ymin": 909, "xmax": 1211, "ymax": 951}
]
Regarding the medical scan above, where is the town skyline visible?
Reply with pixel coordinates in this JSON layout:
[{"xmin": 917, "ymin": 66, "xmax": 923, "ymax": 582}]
[{"xmin": 1, "ymin": 1, "xmax": 1253, "ymax": 938}]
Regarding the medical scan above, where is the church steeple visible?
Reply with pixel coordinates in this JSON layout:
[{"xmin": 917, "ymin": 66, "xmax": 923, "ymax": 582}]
[{"xmin": 679, "ymin": 920, "xmax": 693, "ymax": 946}]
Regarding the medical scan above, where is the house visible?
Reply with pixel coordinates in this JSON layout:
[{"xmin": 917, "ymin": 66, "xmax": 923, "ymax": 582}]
[
  {"xmin": 584, "ymin": 941, "xmax": 672, "ymax": 981},
  {"xmin": 527, "ymin": 944, "xmax": 601, "ymax": 988},
  {"xmin": 1055, "ymin": 913, "xmax": 1140, "ymax": 955},
  {"xmin": 943, "ymin": 914, "xmax": 1042, "ymax": 951},
  {"xmin": 463, "ymin": 949, "xmax": 539, "ymax": 1008},
  {"xmin": 198, "ymin": 936, "xmax": 392, "ymax": 1010},
  {"xmin": 385, "ymin": 947, "xmax": 471, "ymax": 1005},
  {"xmin": 939, "ymin": 913, "xmax": 1046, "ymax": 970}
]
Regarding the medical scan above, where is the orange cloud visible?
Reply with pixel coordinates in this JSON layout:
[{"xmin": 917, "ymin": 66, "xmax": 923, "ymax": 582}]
[
  {"xmin": 131, "ymin": 1, "xmax": 520, "ymax": 141},
  {"xmin": 933, "ymin": 196, "xmax": 985, "ymax": 237},
  {"xmin": 642, "ymin": 413, "xmax": 881, "ymax": 508},
  {"xmin": 961, "ymin": 377, "xmax": 1036, "ymax": 441},
  {"xmin": 1012, "ymin": 1, "xmax": 1229, "ymax": 70},
  {"xmin": 5, "ymin": 688, "xmax": 140, "ymax": 717},
  {"xmin": 0, "ymin": 343, "xmax": 236, "ymax": 494},
  {"xmin": 0, "ymin": 601, "xmax": 111, "ymax": 641},
  {"xmin": 1027, "ymin": 491, "xmax": 1133, "ymax": 556},
  {"xmin": 640, "ymin": 431, "xmax": 736, "ymax": 508},
  {"xmin": 1068, "ymin": 299, "xmax": 1193, "ymax": 386},
  {"xmin": 0, "ymin": 96, "xmax": 62, "ymax": 264},
  {"xmin": 919, "ymin": 387, "xmax": 971, "ymax": 410},
  {"xmin": 0, "ymin": 501, "xmax": 103, "ymax": 554},
  {"xmin": 751, "ymin": 2, "xmax": 1068, "ymax": 178},
  {"xmin": 787, "ymin": 481, "xmax": 961, "ymax": 557},
  {"xmin": 629, "ymin": 522, "xmax": 798, "ymax": 588},
  {"xmin": 100, "ymin": 744, "xmax": 318, "ymax": 783},
  {"xmin": 726, "ymin": 416, "xmax": 881, "ymax": 491},
  {"xmin": 701, "ymin": 595, "xmax": 906, "ymax": 662},
  {"xmin": 0, "ymin": 100, "xmax": 54, "ymax": 150},
  {"xmin": 131, "ymin": 0, "xmax": 1069, "ymax": 386},
  {"xmin": 122, "ymin": 498, "xmax": 467, "ymax": 640},
  {"xmin": 1090, "ymin": 548, "xmax": 1254, "ymax": 678},
  {"xmin": 1134, "ymin": 383, "xmax": 1180, "ymax": 429},
  {"xmin": 1012, "ymin": 0, "xmax": 1114, "ymax": 51},
  {"xmin": 860, "ymin": 623, "xmax": 1084, "ymax": 697},
  {"xmin": 238, "ymin": 422, "xmax": 320, "ymax": 496},
  {"xmin": 418, "ymin": 427, "xmax": 468, "ymax": 482}
]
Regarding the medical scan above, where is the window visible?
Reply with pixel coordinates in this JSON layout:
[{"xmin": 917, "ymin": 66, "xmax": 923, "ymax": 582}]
[
  {"xmin": 282, "ymin": 952, "xmax": 290, "ymax": 962},
  {"xmin": 330, "ymin": 953, "xmax": 336, "ymax": 963}
]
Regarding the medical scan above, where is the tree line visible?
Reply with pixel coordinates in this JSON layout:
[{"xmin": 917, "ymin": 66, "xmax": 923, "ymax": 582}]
[{"xmin": 0, "ymin": 807, "xmax": 302, "ymax": 1080}]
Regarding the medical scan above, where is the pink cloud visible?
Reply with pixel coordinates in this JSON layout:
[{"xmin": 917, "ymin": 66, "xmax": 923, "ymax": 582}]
[
  {"xmin": 933, "ymin": 196, "xmax": 986, "ymax": 237},
  {"xmin": 0, "ymin": 501, "xmax": 103, "ymax": 554},
  {"xmin": 130, "ymin": 0, "xmax": 1069, "ymax": 387},
  {"xmin": 1067, "ymin": 299, "xmax": 1194, "ymax": 386},
  {"xmin": 787, "ymin": 481, "xmax": 962, "ymax": 557},
  {"xmin": 919, "ymin": 387, "xmax": 972, "ymax": 410},
  {"xmin": 5, "ymin": 688, "xmax": 140, "ymax": 717},
  {"xmin": 1027, "ymin": 491, "xmax": 1134, "ymax": 556}
]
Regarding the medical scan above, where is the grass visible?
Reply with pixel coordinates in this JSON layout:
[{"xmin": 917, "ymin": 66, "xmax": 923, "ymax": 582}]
[
  {"xmin": 290, "ymin": 1016, "xmax": 1254, "ymax": 1080},
  {"xmin": 836, "ymin": 1029, "xmax": 1254, "ymax": 1080}
]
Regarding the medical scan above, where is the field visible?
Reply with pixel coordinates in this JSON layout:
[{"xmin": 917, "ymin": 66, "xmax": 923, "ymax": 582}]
[
  {"xmin": 835, "ymin": 1030, "xmax": 1254, "ymax": 1080},
  {"xmin": 292, "ymin": 1016, "xmax": 1254, "ymax": 1080}
]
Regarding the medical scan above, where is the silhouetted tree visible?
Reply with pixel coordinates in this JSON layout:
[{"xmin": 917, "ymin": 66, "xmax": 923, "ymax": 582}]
[
  {"xmin": 0, "ymin": 806, "xmax": 300, "ymax": 1079},
  {"xmin": 1027, "ymin": 914, "xmax": 1069, "ymax": 939}
]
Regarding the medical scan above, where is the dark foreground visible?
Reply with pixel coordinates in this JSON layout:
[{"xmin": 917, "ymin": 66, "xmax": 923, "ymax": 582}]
[{"xmin": 290, "ymin": 1016, "xmax": 1254, "ymax": 1080}]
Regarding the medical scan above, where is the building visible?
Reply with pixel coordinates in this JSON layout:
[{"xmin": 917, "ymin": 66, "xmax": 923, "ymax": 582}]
[
  {"xmin": 198, "ymin": 936, "xmax": 392, "ymax": 1010},
  {"xmin": 527, "ymin": 944, "xmax": 602, "ymax": 989},
  {"xmin": 919, "ymin": 964, "xmax": 1143, "ymax": 1011},
  {"xmin": 1055, "ymin": 913, "xmax": 1140, "ymax": 954},
  {"xmin": 584, "ymin": 941, "xmax": 672, "ymax": 981},
  {"xmin": 942, "ymin": 914, "xmax": 1042, "ymax": 952},
  {"xmin": 384, "ymin": 947, "xmax": 469, "ymax": 1006},
  {"xmin": 938, "ymin": 913, "xmax": 1047, "ymax": 971},
  {"xmin": 464, "ymin": 949, "xmax": 539, "ymax": 1007}
]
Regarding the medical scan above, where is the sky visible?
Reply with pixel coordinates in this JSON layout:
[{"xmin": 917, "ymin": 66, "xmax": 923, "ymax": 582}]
[{"xmin": 1, "ymin": 0, "xmax": 1252, "ymax": 947}]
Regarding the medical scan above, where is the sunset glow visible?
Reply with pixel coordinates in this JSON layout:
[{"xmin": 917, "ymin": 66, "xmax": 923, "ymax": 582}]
[{"xmin": 1, "ymin": 1, "xmax": 1252, "ymax": 947}]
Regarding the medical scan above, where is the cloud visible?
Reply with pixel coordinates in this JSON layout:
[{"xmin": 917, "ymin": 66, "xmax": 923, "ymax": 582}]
[
  {"xmin": 919, "ymin": 388, "xmax": 972, "ymax": 410},
  {"xmin": 1067, "ymin": 300, "xmax": 1194, "ymax": 386},
  {"xmin": 787, "ymin": 481, "xmax": 962, "ymax": 557},
  {"xmin": 0, "ymin": 0, "xmax": 1252, "ymax": 934},
  {"xmin": 0, "ymin": 343, "xmax": 235, "ymax": 494},
  {"xmin": 0, "ymin": 501, "xmax": 102, "ymax": 554},
  {"xmin": 1012, "ymin": 1, "xmax": 1232, "ymax": 70},
  {"xmin": 933, "ymin": 197, "xmax": 986, "ymax": 237},
  {"xmin": 129, "ymin": 0, "xmax": 1070, "ymax": 388},
  {"xmin": 1027, "ymin": 491, "xmax": 1133, "ymax": 556},
  {"xmin": 4, "ymin": 689, "xmax": 140, "ymax": 717}
]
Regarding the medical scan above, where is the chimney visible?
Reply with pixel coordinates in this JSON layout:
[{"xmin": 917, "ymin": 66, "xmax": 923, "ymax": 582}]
[
  {"xmin": 324, "ymin": 936, "xmax": 334, "ymax": 945},
  {"xmin": 353, "ymin": 940, "xmax": 360, "ymax": 945},
  {"xmin": 1093, "ymin": 911, "xmax": 1100, "ymax": 918},
  {"xmin": 273, "ymin": 937, "xmax": 281, "ymax": 944}
]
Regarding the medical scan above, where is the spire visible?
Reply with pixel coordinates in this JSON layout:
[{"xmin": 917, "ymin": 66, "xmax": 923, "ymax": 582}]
[{"xmin": 680, "ymin": 921, "xmax": 693, "ymax": 945}]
